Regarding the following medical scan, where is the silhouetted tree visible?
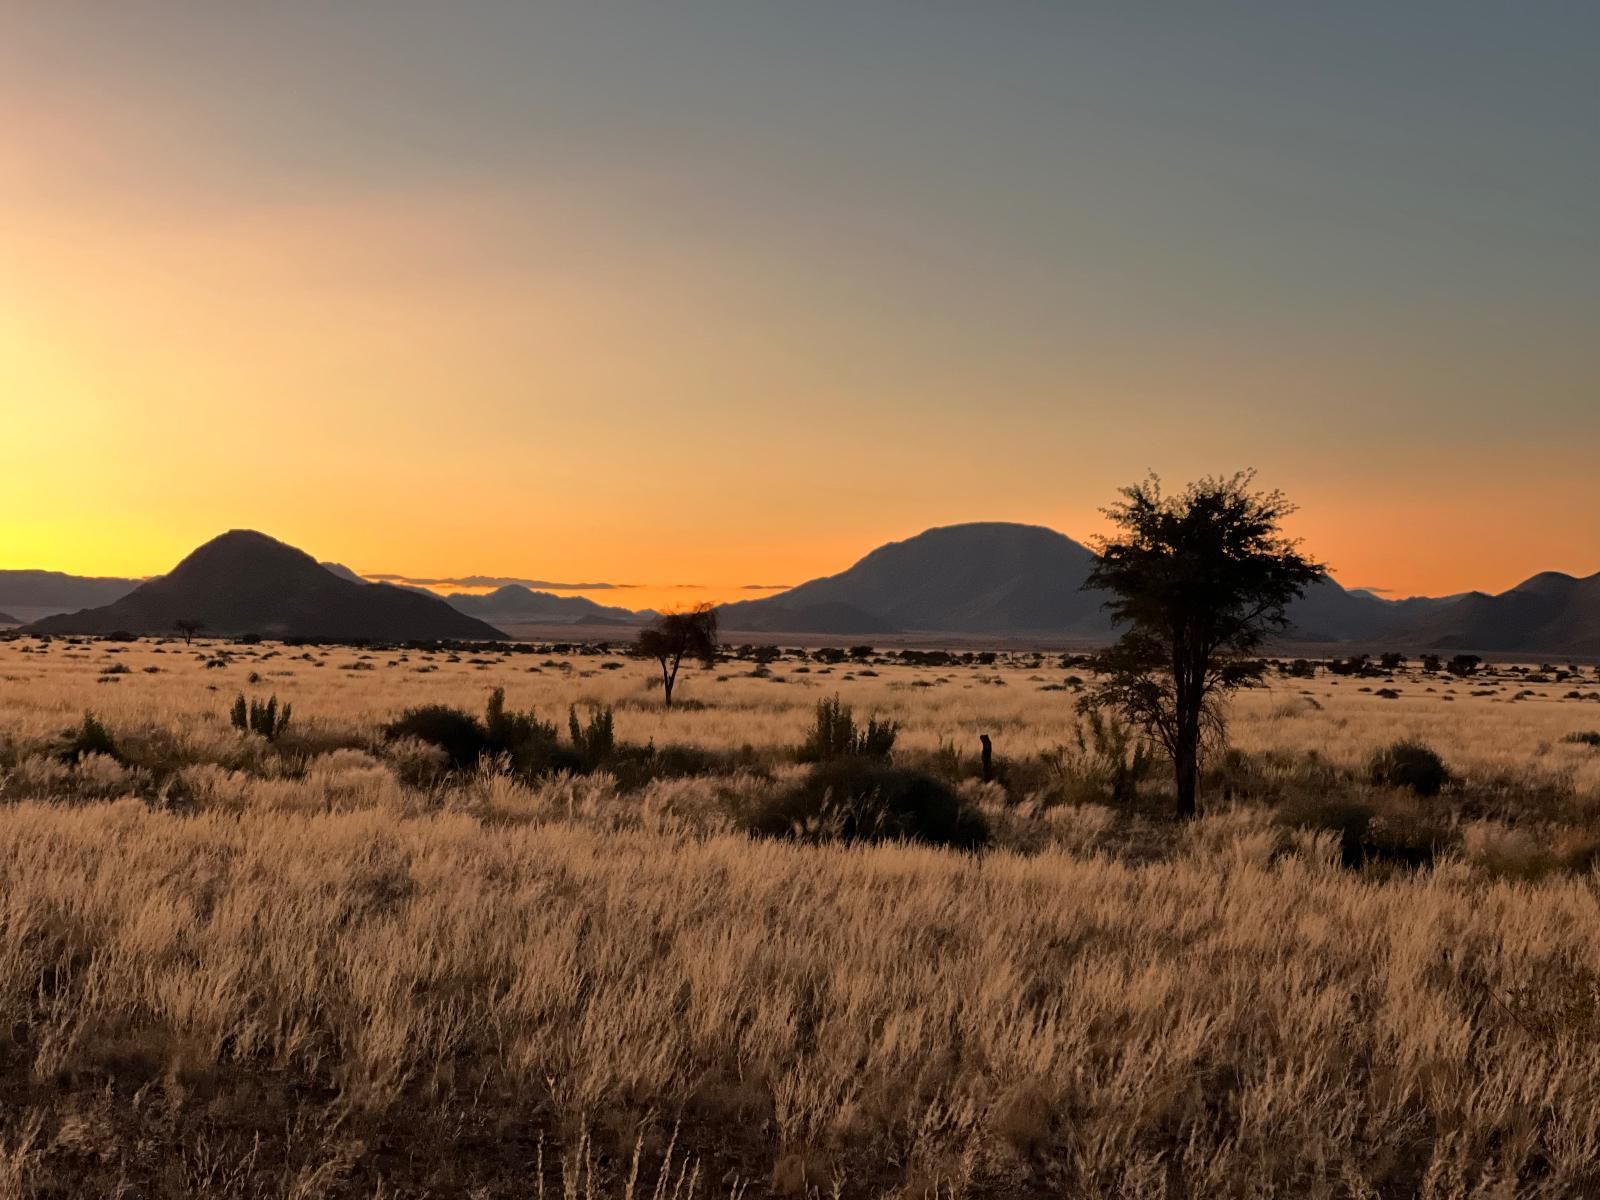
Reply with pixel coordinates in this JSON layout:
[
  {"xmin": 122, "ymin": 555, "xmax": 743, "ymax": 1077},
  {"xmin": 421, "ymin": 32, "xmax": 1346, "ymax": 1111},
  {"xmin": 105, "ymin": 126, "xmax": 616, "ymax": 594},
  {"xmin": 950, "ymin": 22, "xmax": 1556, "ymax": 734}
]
[
  {"xmin": 1078, "ymin": 473, "xmax": 1324, "ymax": 818},
  {"xmin": 174, "ymin": 619, "xmax": 204, "ymax": 645},
  {"xmin": 636, "ymin": 605, "xmax": 719, "ymax": 707}
]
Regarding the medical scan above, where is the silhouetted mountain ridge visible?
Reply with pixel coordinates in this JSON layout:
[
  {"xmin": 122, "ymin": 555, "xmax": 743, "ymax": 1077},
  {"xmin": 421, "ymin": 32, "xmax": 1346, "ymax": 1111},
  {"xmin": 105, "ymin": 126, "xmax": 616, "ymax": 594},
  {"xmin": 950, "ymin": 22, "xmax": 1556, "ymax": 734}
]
[
  {"xmin": 1398, "ymin": 571, "xmax": 1600, "ymax": 654},
  {"xmin": 442, "ymin": 585, "xmax": 649, "ymax": 626},
  {"xmin": 26, "ymin": 531, "xmax": 505, "ymax": 642},
  {"xmin": 717, "ymin": 521, "xmax": 1599, "ymax": 652},
  {"xmin": 11, "ymin": 524, "xmax": 1599, "ymax": 652},
  {"xmin": 0, "ymin": 570, "xmax": 141, "ymax": 622},
  {"xmin": 719, "ymin": 523, "xmax": 1103, "ymax": 634}
]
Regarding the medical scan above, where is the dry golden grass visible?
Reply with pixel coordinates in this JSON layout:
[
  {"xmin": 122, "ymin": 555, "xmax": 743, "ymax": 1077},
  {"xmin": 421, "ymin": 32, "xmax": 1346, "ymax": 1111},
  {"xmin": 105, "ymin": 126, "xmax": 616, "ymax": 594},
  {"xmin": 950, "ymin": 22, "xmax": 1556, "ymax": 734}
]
[{"xmin": 2, "ymin": 634, "xmax": 1600, "ymax": 1196}]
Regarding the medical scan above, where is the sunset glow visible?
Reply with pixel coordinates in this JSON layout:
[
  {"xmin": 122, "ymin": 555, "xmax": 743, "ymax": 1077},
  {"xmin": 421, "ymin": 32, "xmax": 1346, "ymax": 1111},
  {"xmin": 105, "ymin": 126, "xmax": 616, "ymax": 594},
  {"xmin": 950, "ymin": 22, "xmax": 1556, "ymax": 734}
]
[{"xmin": 5, "ymin": 5, "xmax": 1597, "ymax": 602}]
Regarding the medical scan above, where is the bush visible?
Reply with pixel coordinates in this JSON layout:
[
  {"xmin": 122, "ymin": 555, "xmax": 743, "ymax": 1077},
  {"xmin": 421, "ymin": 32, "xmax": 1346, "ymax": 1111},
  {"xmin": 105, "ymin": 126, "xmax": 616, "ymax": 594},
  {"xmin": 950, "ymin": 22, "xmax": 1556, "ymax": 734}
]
[
  {"xmin": 745, "ymin": 758, "xmax": 987, "ymax": 849},
  {"xmin": 568, "ymin": 704, "xmax": 616, "ymax": 768},
  {"xmin": 230, "ymin": 693, "xmax": 292, "ymax": 741},
  {"xmin": 1041, "ymin": 711, "xmax": 1155, "ymax": 806},
  {"xmin": 384, "ymin": 704, "xmax": 488, "ymax": 771},
  {"xmin": 55, "ymin": 712, "xmax": 121, "ymax": 765},
  {"xmin": 384, "ymin": 689, "xmax": 577, "ymax": 776},
  {"xmin": 1369, "ymin": 739, "xmax": 1449, "ymax": 797},
  {"xmin": 797, "ymin": 696, "xmax": 898, "ymax": 762},
  {"xmin": 1563, "ymin": 731, "xmax": 1600, "ymax": 748},
  {"xmin": 1276, "ymin": 792, "xmax": 1443, "ymax": 871},
  {"xmin": 485, "ymin": 688, "xmax": 558, "ymax": 757}
]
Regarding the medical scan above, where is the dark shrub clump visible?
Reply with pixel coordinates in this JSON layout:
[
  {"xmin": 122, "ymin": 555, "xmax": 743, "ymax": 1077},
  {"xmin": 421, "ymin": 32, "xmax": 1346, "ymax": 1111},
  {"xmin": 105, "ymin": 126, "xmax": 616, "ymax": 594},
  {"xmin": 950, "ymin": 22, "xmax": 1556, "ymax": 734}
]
[
  {"xmin": 1369, "ymin": 739, "xmax": 1448, "ymax": 797},
  {"xmin": 230, "ymin": 693, "xmax": 292, "ymax": 741},
  {"xmin": 568, "ymin": 704, "xmax": 616, "ymax": 769},
  {"xmin": 55, "ymin": 712, "xmax": 121, "ymax": 765},
  {"xmin": 384, "ymin": 704, "xmax": 488, "ymax": 771},
  {"xmin": 384, "ymin": 688, "xmax": 579, "ymax": 775},
  {"xmin": 747, "ymin": 758, "xmax": 987, "ymax": 849},
  {"xmin": 1277, "ymin": 793, "xmax": 1443, "ymax": 872},
  {"xmin": 797, "ymin": 696, "xmax": 898, "ymax": 762}
]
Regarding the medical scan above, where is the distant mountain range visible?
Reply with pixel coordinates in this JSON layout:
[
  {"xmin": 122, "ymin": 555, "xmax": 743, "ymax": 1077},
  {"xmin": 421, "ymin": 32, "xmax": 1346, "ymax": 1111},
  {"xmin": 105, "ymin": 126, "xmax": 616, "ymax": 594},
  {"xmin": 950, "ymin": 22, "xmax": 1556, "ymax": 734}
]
[
  {"xmin": 7, "ymin": 523, "xmax": 1600, "ymax": 653},
  {"xmin": 441, "ymin": 584, "xmax": 650, "ymax": 627},
  {"xmin": 0, "ymin": 570, "xmax": 142, "ymax": 626},
  {"xmin": 1397, "ymin": 571, "xmax": 1600, "ymax": 655},
  {"xmin": 23, "ymin": 531, "xmax": 504, "ymax": 642},
  {"xmin": 715, "ymin": 522, "xmax": 1600, "ymax": 655}
]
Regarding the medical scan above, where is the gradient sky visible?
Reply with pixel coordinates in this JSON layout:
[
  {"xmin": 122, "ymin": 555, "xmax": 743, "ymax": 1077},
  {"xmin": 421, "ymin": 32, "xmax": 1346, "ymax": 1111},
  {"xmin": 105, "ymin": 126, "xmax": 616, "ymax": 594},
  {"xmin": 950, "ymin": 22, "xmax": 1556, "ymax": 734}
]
[{"xmin": 5, "ymin": 2, "xmax": 1598, "ymax": 608}]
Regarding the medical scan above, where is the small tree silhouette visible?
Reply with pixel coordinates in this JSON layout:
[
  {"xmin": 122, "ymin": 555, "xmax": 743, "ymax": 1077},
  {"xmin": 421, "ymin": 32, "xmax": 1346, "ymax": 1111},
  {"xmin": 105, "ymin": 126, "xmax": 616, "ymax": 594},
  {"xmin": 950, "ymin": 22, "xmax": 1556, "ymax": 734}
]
[
  {"xmin": 174, "ymin": 619, "xmax": 204, "ymax": 645},
  {"xmin": 636, "ymin": 605, "xmax": 719, "ymax": 707}
]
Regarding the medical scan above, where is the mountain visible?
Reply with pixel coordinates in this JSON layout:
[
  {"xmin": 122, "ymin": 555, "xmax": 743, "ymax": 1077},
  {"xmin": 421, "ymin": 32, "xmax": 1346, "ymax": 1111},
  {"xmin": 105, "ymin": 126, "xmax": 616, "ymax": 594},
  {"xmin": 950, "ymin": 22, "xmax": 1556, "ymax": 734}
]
[
  {"xmin": 1281, "ymin": 578, "xmax": 1453, "ymax": 643},
  {"xmin": 319, "ymin": 562, "xmax": 368, "ymax": 584},
  {"xmin": 442, "ymin": 585, "xmax": 648, "ymax": 626},
  {"xmin": 1395, "ymin": 571, "xmax": 1600, "ymax": 655},
  {"xmin": 719, "ymin": 523, "xmax": 1104, "ymax": 634},
  {"xmin": 717, "ymin": 599, "xmax": 899, "ymax": 635},
  {"xmin": 715, "ymin": 521, "xmax": 1465, "ymax": 643},
  {"xmin": 0, "ymin": 611, "xmax": 18, "ymax": 626},
  {"xmin": 25, "ymin": 531, "xmax": 506, "ymax": 642},
  {"xmin": 0, "ymin": 570, "xmax": 141, "ymax": 623}
]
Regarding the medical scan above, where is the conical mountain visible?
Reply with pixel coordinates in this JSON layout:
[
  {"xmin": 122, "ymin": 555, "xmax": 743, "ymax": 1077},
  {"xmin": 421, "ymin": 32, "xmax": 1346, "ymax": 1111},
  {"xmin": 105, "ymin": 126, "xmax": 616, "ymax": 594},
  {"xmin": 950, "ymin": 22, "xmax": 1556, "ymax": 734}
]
[{"xmin": 26, "ymin": 530, "xmax": 505, "ymax": 641}]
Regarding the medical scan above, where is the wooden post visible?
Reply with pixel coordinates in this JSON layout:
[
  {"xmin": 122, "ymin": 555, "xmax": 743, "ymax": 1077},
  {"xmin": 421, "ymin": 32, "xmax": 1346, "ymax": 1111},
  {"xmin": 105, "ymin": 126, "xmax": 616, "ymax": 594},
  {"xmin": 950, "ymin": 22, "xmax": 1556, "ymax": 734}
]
[{"xmin": 980, "ymin": 734, "xmax": 993, "ymax": 783}]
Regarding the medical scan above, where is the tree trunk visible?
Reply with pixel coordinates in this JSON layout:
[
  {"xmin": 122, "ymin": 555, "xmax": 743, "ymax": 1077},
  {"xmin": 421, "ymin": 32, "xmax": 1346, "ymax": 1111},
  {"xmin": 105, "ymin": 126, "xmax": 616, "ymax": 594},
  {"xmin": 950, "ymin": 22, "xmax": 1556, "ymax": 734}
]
[
  {"xmin": 661, "ymin": 667, "xmax": 675, "ymax": 707},
  {"xmin": 1174, "ymin": 735, "xmax": 1199, "ymax": 819},
  {"xmin": 979, "ymin": 734, "xmax": 993, "ymax": 783}
]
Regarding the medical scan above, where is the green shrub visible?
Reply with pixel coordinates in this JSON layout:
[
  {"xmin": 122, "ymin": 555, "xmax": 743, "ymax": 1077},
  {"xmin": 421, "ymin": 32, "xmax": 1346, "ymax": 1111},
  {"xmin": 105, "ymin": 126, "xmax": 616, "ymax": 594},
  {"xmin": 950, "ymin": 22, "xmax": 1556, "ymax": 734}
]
[
  {"xmin": 797, "ymin": 696, "xmax": 898, "ymax": 762},
  {"xmin": 384, "ymin": 704, "xmax": 488, "ymax": 771},
  {"xmin": 485, "ymin": 688, "xmax": 557, "ymax": 756},
  {"xmin": 605, "ymin": 741, "xmax": 730, "ymax": 790},
  {"xmin": 55, "ymin": 712, "xmax": 120, "ymax": 765},
  {"xmin": 746, "ymin": 758, "xmax": 987, "ymax": 849},
  {"xmin": 568, "ymin": 704, "xmax": 616, "ymax": 768},
  {"xmin": 1369, "ymin": 739, "xmax": 1449, "ymax": 797},
  {"xmin": 1041, "ymin": 710, "xmax": 1155, "ymax": 806},
  {"xmin": 384, "ymin": 689, "xmax": 574, "ymax": 776},
  {"xmin": 230, "ymin": 693, "xmax": 292, "ymax": 741},
  {"xmin": 1276, "ymin": 792, "xmax": 1443, "ymax": 871}
]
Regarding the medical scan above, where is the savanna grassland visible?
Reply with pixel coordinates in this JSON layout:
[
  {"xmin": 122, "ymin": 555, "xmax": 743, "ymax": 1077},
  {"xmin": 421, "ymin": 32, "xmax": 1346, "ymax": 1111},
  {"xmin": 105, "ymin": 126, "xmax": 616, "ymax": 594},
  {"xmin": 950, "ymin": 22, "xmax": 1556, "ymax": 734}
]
[{"xmin": 3, "ymin": 634, "xmax": 1600, "ymax": 1198}]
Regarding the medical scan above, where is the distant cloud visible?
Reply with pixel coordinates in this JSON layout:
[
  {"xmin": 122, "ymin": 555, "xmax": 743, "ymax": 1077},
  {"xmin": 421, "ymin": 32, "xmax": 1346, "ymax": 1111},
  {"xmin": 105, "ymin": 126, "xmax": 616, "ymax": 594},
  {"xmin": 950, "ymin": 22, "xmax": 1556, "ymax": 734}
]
[
  {"xmin": 363, "ymin": 573, "xmax": 633, "ymax": 591},
  {"xmin": 740, "ymin": 583, "xmax": 789, "ymax": 591}
]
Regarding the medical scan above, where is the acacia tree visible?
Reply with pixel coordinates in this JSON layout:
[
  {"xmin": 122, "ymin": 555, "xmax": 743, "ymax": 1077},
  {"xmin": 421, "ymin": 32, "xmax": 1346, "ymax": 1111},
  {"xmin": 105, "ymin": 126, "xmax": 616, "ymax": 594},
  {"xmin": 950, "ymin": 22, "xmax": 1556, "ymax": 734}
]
[
  {"xmin": 636, "ymin": 605, "xmax": 719, "ymax": 707},
  {"xmin": 174, "ymin": 619, "xmax": 204, "ymax": 645},
  {"xmin": 1079, "ymin": 473, "xmax": 1324, "ymax": 818}
]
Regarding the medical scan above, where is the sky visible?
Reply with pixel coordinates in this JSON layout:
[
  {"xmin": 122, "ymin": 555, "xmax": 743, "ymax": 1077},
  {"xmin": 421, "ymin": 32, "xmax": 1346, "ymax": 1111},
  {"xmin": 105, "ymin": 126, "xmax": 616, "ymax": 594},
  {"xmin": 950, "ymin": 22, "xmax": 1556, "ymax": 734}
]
[{"xmin": 4, "ymin": 2, "xmax": 1598, "ymax": 609}]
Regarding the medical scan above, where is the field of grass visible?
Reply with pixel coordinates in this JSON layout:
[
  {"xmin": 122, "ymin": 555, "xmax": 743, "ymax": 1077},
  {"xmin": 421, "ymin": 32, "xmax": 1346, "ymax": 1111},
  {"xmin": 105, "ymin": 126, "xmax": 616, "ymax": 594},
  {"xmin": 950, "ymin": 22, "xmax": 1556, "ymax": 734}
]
[{"xmin": 3, "ymin": 634, "xmax": 1600, "ymax": 1197}]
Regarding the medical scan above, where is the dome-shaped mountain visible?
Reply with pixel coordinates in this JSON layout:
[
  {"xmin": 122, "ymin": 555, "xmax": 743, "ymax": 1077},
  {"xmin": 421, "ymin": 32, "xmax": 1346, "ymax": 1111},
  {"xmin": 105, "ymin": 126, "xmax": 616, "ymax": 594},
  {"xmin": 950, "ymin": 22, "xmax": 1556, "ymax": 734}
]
[
  {"xmin": 26, "ymin": 530, "xmax": 505, "ymax": 642},
  {"xmin": 719, "ymin": 522, "xmax": 1104, "ymax": 634}
]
